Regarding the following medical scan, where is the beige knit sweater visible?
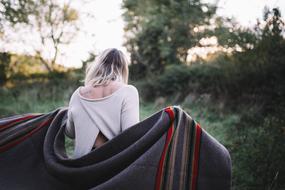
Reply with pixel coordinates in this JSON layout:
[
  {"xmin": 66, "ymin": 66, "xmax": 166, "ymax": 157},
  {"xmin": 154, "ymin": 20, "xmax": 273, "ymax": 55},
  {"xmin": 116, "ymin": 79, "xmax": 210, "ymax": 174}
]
[{"xmin": 65, "ymin": 85, "xmax": 140, "ymax": 159}]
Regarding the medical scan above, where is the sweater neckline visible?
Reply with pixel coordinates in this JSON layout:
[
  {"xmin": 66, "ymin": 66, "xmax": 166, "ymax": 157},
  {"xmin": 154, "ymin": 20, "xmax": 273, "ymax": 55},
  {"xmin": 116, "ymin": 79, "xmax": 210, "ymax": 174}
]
[{"xmin": 77, "ymin": 85, "xmax": 128, "ymax": 102}]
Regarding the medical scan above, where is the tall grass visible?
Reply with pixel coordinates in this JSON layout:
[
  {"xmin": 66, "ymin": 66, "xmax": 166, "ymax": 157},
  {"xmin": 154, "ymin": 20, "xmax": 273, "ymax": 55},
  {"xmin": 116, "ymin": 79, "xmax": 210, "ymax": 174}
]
[{"xmin": 1, "ymin": 79, "xmax": 239, "ymax": 157}]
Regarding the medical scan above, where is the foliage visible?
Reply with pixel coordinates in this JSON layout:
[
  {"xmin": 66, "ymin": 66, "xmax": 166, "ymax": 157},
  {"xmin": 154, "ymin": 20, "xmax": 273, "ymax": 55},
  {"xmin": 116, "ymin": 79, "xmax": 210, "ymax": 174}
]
[
  {"xmin": 0, "ymin": 70, "xmax": 81, "ymax": 117},
  {"xmin": 0, "ymin": 0, "xmax": 79, "ymax": 72},
  {"xmin": 133, "ymin": 8, "xmax": 285, "ymax": 189},
  {"xmin": 227, "ymin": 8, "xmax": 285, "ymax": 190},
  {"xmin": 135, "ymin": 64, "xmax": 191, "ymax": 100},
  {"xmin": 123, "ymin": 0, "xmax": 217, "ymax": 76},
  {"xmin": 0, "ymin": 53, "xmax": 71, "ymax": 85},
  {"xmin": 230, "ymin": 112, "xmax": 285, "ymax": 190},
  {"xmin": 0, "ymin": 0, "xmax": 34, "ymax": 26},
  {"xmin": 206, "ymin": 16, "xmax": 258, "ymax": 50},
  {"xmin": 0, "ymin": 52, "xmax": 10, "ymax": 85}
]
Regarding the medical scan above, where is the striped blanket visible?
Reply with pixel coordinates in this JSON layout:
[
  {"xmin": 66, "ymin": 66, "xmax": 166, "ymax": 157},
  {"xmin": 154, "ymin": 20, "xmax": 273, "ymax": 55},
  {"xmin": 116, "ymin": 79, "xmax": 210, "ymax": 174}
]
[{"xmin": 0, "ymin": 106, "xmax": 231, "ymax": 190}]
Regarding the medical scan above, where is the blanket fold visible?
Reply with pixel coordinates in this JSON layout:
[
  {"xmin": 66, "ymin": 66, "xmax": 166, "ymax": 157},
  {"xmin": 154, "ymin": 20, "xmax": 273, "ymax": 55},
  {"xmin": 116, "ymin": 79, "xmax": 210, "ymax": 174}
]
[{"xmin": 0, "ymin": 106, "xmax": 231, "ymax": 190}]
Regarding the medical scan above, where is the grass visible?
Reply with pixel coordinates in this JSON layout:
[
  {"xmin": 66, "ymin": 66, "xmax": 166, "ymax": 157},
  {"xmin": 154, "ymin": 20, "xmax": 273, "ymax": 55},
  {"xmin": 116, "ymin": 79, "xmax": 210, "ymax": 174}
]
[
  {"xmin": 140, "ymin": 99, "xmax": 240, "ymax": 146},
  {"xmin": 0, "ymin": 84, "xmax": 72, "ymax": 117},
  {"xmin": 0, "ymin": 83, "xmax": 239, "ymax": 158},
  {"xmin": 1, "ymin": 82, "xmax": 244, "ymax": 188},
  {"xmin": 181, "ymin": 100, "xmax": 240, "ymax": 145}
]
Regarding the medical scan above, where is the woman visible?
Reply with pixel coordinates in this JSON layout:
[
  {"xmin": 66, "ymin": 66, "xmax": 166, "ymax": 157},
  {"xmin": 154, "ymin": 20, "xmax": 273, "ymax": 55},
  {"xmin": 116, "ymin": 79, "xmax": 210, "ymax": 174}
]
[{"xmin": 64, "ymin": 48, "xmax": 140, "ymax": 159}]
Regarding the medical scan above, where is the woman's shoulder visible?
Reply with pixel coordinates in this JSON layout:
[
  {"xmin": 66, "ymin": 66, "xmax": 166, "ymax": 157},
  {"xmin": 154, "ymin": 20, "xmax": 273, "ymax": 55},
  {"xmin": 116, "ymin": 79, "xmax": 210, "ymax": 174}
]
[
  {"xmin": 124, "ymin": 84, "xmax": 138, "ymax": 90},
  {"xmin": 69, "ymin": 87, "xmax": 81, "ymax": 103},
  {"xmin": 122, "ymin": 84, "xmax": 139, "ymax": 95},
  {"xmin": 110, "ymin": 81, "xmax": 137, "ymax": 91},
  {"xmin": 68, "ymin": 84, "xmax": 138, "ymax": 102}
]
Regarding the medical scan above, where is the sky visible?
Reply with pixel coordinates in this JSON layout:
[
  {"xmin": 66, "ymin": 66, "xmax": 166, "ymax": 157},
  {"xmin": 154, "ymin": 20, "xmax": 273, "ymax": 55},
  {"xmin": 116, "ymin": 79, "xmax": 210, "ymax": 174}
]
[
  {"xmin": 2, "ymin": 0, "xmax": 285, "ymax": 68},
  {"xmin": 210, "ymin": 0, "xmax": 285, "ymax": 26},
  {"xmin": 60, "ymin": 0, "xmax": 126, "ymax": 67},
  {"xmin": 64, "ymin": 0, "xmax": 285, "ymax": 68}
]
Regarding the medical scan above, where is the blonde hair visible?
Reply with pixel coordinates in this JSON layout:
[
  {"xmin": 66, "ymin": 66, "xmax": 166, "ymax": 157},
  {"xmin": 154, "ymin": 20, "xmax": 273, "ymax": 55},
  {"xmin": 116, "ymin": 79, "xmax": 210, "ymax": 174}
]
[{"xmin": 84, "ymin": 48, "xmax": 129, "ymax": 87}]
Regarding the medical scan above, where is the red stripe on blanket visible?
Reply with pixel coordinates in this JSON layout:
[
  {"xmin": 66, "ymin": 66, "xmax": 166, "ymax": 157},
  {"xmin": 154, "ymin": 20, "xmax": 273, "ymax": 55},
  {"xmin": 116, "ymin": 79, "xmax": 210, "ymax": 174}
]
[
  {"xmin": 0, "ymin": 118, "xmax": 52, "ymax": 153},
  {"xmin": 165, "ymin": 106, "xmax": 175, "ymax": 121},
  {"xmin": 155, "ymin": 107, "xmax": 175, "ymax": 190},
  {"xmin": 191, "ymin": 123, "xmax": 202, "ymax": 190},
  {"xmin": 0, "ymin": 115, "xmax": 39, "ymax": 132}
]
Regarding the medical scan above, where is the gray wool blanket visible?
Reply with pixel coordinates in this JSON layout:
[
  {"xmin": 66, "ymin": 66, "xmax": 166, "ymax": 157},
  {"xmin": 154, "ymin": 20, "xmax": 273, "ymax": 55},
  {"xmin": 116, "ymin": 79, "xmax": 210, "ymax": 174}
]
[{"xmin": 0, "ymin": 106, "xmax": 231, "ymax": 190}]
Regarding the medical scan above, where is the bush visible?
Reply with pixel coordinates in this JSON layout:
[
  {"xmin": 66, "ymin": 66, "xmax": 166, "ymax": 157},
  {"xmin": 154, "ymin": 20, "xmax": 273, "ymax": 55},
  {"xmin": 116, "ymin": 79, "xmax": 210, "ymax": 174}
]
[
  {"xmin": 133, "ymin": 64, "xmax": 193, "ymax": 101},
  {"xmin": 229, "ymin": 111, "xmax": 285, "ymax": 190}
]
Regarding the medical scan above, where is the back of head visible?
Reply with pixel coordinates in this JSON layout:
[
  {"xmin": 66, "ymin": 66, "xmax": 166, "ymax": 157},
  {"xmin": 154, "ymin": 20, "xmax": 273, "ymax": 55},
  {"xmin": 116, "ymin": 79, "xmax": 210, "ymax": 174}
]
[{"xmin": 84, "ymin": 48, "xmax": 129, "ymax": 87}]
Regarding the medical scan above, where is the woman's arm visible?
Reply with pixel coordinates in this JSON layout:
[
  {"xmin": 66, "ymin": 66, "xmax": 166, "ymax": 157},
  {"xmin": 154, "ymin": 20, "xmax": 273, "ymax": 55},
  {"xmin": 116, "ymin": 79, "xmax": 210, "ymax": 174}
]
[
  {"xmin": 65, "ymin": 109, "xmax": 75, "ymax": 139},
  {"xmin": 121, "ymin": 86, "xmax": 140, "ymax": 131}
]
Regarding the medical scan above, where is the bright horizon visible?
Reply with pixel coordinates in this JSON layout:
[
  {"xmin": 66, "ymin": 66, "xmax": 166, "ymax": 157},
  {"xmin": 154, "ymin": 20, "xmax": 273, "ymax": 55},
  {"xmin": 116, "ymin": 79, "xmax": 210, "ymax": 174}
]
[
  {"xmin": 65, "ymin": 0, "xmax": 285, "ymax": 68},
  {"xmin": 1, "ymin": 0, "xmax": 285, "ymax": 68}
]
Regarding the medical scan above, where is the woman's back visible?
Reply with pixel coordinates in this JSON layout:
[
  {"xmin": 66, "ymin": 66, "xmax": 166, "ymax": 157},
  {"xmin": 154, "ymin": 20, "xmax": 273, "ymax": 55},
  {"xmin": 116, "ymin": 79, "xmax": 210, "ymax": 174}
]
[
  {"xmin": 65, "ymin": 48, "xmax": 139, "ymax": 159},
  {"xmin": 65, "ymin": 82, "xmax": 139, "ymax": 159},
  {"xmin": 79, "ymin": 81, "xmax": 125, "ymax": 99}
]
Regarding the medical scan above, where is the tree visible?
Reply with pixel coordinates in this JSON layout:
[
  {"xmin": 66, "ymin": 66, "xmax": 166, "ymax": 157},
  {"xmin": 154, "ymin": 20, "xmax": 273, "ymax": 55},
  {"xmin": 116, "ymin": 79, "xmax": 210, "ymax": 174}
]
[
  {"xmin": 256, "ymin": 7, "xmax": 285, "ymax": 66},
  {"xmin": 0, "ymin": 0, "xmax": 34, "ymax": 27},
  {"xmin": 224, "ymin": 8, "xmax": 285, "ymax": 189},
  {"xmin": 205, "ymin": 16, "xmax": 258, "ymax": 51},
  {"xmin": 0, "ymin": 52, "xmax": 10, "ymax": 85},
  {"xmin": 0, "ymin": 0, "xmax": 79, "ymax": 72},
  {"xmin": 122, "ymin": 0, "xmax": 216, "ymax": 76}
]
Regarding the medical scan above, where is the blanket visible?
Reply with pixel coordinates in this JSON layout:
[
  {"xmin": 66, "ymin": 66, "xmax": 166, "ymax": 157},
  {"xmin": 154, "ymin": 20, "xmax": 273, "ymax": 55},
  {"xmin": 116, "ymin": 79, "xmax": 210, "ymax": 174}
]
[{"xmin": 0, "ymin": 106, "xmax": 231, "ymax": 190}]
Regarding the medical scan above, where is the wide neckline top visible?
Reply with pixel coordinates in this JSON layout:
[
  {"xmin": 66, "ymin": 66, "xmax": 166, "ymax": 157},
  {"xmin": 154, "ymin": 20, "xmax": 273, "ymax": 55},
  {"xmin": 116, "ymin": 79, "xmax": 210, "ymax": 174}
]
[{"xmin": 77, "ymin": 85, "xmax": 128, "ymax": 102}]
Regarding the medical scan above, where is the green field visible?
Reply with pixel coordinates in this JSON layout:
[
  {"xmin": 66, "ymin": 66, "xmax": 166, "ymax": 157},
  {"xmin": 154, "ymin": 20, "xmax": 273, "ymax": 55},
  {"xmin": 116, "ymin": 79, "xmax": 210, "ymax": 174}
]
[
  {"xmin": 1, "ymin": 75, "xmax": 284, "ymax": 189},
  {"xmin": 0, "ymin": 82, "xmax": 235, "ymax": 145},
  {"xmin": 0, "ymin": 82, "xmax": 237, "ymax": 157}
]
